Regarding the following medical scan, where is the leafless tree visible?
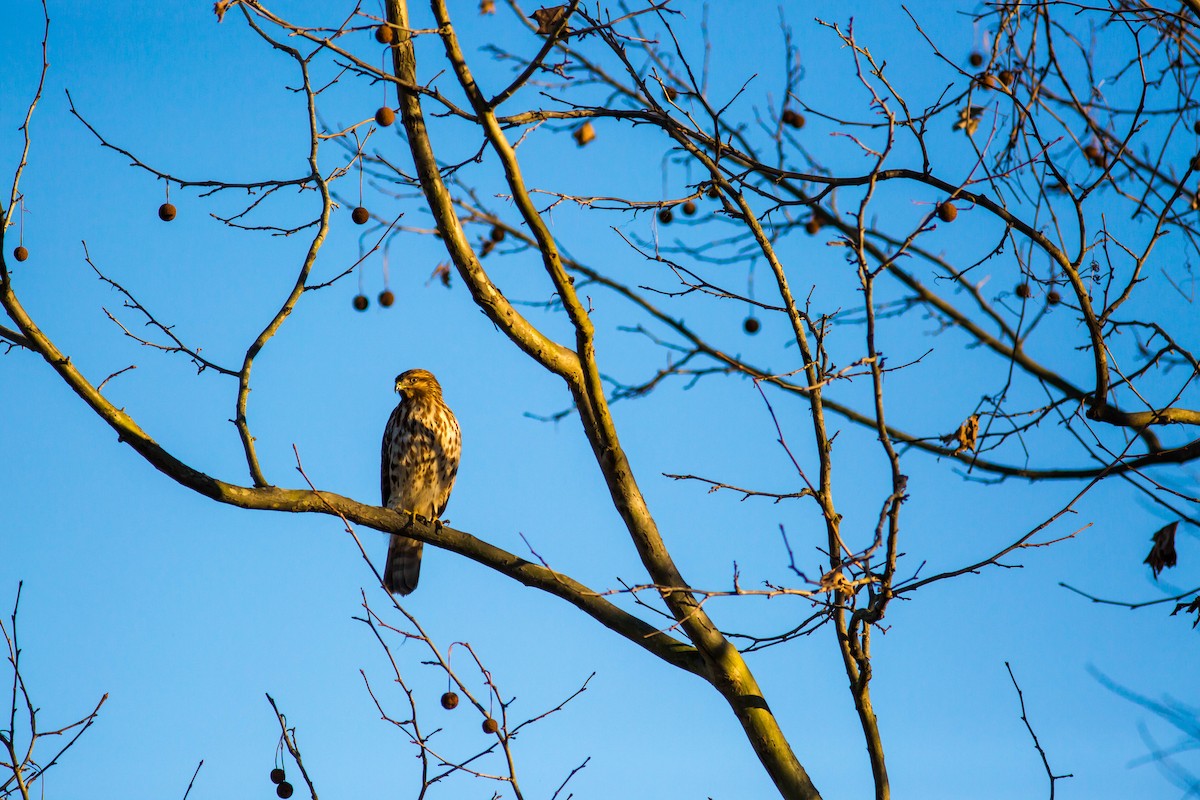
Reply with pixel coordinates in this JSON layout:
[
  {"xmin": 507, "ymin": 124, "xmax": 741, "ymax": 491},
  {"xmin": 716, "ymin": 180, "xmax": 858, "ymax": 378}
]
[{"xmin": 3, "ymin": 2, "xmax": 1199, "ymax": 798}]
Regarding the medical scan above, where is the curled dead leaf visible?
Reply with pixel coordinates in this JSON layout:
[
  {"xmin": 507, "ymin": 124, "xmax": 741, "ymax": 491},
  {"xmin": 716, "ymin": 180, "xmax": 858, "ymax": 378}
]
[
  {"xmin": 1170, "ymin": 595, "xmax": 1200, "ymax": 629},
  {"xmin": 214, "ymin": 0, "xmax": 233, "ymax": 22},
  {"xmin": 818, "ymin": 570, "xmax": 853, "ymax": 595},
  {"xmin": 480, "ymin": 0, "xmax": 496, "ymax": 13},
  {"xmin": 532, "ymin": 6, "xmax": 570, "ymax": 35},
  {"xmin": 1144, "ymin": 521, "xmax": 1178, "ymax": 579},
  {"xmin": 950, "ymin": 414, "xmax": 980, "ymax": 454},
  {"xmin": 954, "ymin": 105, "xmax": 985, "ymax": 136},
  {"xmin": 428, "ymin": 262, "xmax": 453, "ymax": 288}
]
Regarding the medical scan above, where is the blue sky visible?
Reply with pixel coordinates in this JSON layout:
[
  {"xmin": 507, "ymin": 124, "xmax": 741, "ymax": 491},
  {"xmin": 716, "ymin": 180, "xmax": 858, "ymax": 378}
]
[{"xmin": 2, "ymin": 2, "xmax": 1198, "ymax": 798}]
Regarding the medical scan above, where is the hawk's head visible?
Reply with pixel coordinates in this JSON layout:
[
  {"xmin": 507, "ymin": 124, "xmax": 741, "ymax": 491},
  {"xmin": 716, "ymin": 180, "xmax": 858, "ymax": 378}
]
[{"xmin": 395, "ymin": 368, "xmax": 443, "ymax": 400}]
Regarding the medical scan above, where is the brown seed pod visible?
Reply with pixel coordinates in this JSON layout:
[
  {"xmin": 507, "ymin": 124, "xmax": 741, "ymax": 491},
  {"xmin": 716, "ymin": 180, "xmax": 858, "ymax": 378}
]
[
  {"xmin": 804, "ymin": 217, "xmax": 823, "ymax": 235},
  {"xmin": 976, "ymin": 72, "xmax": 998, "ymax": 90},
  {"xmin": 681, "ymin": 201, "xmax": 697, "ymax": 216},
  {"xmin": 998, "ymin": 70, "xmax": 1014, "ymax": 88},
  {"xmin": 441, "ymin": 691, "xmax": 459, "ymax": 710},
  {"xmin": 353, "ymin": 294, "xmax": 369, "ymax": 311},
  {"xmin": 276, "ymin": 782, "xmax": 294, "ymax": 800},
  {"xmin": 572, "ymin": 121, "xmax": 596, "ymax": 147},
  {"xmin": 937, "ymin": 202, "xmax": 958, "ymax": 222},
  {"xmin": 1047, "ymin": 289, "xmax": 1062, "ymax": 305},
  {"xmin": 663, "ymin": 85, "xmax": 678, "ymax": 102},
  {"xmin": 489, "ymin": 225, "xmax": 505, "ymax": 242},
  {"xmin": 482, "ymin": 717, "xmax": 499, "ymax": 734},
  {"xmin": 352, "ymin": 206, "xmax": 370, "ymax": 225},
  {"xmin": 158, "ymin": 203, "xmax": 177, "ymax": 222},
  {"xmin": 1083, "ymin": 143, "xmax": 1101, "ymax": 163},
  {"xmin": 1015, "ymin": 282, "xmax": 1032, "ymax": 299},
  {"xmin": 706, "ymin": 186, "xmax": 720, "ymax": 200},
  {"xmin": 378, "ymin": 290, "xmax": 395, "ymax": 308},
  {"xmin": 375, "ymin": 24, "xmax": 394, "ymax": 44},
  {"xmin": 12, "ymin": 246, "xmax": 29, "ymax": 262},
  {"xmin": 743, "ymin": 316, "xmax": 760, "ymax": 335},
  {"xmin": 270, "ymin": 768, "xmax": 285, "ymax": 785},
  {"xmin": 375, "ymin": 107, "xmax": 395, "ymax": 127},
  {"xmin": 781, "ymin": 109, "xmax": 806, "ymax": 129},
  {"xmin": 968, "ymin": 51, "xmax": 984, "ymax": 68},
  {"xmin": 658, "ymin": 208, "xmax": 674, "ymax": 225}
]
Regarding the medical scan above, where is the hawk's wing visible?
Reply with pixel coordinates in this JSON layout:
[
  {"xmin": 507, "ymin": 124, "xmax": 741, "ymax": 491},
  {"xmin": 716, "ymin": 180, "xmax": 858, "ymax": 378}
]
[{"xmin": 381, "ymin": 404, "xmax": 403, "ymax": 507}]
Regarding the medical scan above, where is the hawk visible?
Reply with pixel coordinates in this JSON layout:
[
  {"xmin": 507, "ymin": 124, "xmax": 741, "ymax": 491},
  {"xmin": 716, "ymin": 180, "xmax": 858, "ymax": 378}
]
[{"xmin": 381, "ymin": 369, "xmax": 461, "ymax": 595}]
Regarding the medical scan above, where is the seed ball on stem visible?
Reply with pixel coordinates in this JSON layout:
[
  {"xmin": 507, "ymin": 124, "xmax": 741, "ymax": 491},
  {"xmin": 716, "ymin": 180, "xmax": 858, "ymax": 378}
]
[
  {"xmin": 440, "ymin": 691, "xmax": 459, "ymax": 710},
  {"xmin": 937, "ymin": 202, "xmax": 958, "ymax": 222},
  {"xmin": 375, "ymin": 107, "xmax": 395, "ymax": 127},
  {"xmin": 13, "ymin": 246, "xmax": 29, "ymax": 262},
  {"xmin": 378, "ymin": 290, "xmax": 395, "ymax": 308},
  {"xmin": 352, "ymin": 206, "xmax": 370, "ymax": 225},
  {"xmin": 375, "ymin": 24, "xmax": 394, "ymax": 44},
  {"xmin": 276, "ymin": 781, "xmax": 294, "ymax": 799},
  {"xmin": 270, "ymin": 768, "xmax": 285, "ymax": 785},
  {"xmin": 743, "ymin": 316, "xmax": 760, "ymax": 335},
  {"xmin": 1015, "ymin": 282, "xmax": 1032, "ymax": 299},
  {"xmin": 681, "ymin": 201, "xmax": 697, "ymax": 216},
  {"xmin": 158, "ymin": 203, "xmax": 177, "ymax": 222},
  {"xmin": 353, "ymin": 294, "xmax": 369, "ymax": 311},
  {"xmin": 482, "ymin": 717, "xmax": 499, "ymax": 734},
  {"xmin": 657, "ymin": 208, "xmax": 673, "ymax": 224}
]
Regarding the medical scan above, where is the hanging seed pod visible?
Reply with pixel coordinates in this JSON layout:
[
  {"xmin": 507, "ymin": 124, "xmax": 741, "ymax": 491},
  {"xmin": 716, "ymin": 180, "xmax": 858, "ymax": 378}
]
[
  {"xmin": 276, "ymin": 782, "xmax": 294, "ymax": 799},
  {"xmin": 1015, "ymin": 282, "xmax": 1032, "ymax": 299},
  {"xmin": 375, "ymin": 107, "xmax": 395, "ymax": 127},
  {"xmin": 937, "ymin": 202, "xmax": 958, "ymax": 222},
  {"xmin": 744, "ymin": 316, "xmax": 760, "ymax": 334},
  {"xmin": 1047, "ymin": 290, "xmax": 1062, "ymax": 305},
  {"xmin": 658, "ymin": 208, "xmax": 674, "ymax": 224},
  {"xmin": 375, "ymin": 24, "xmax": 394, "ymax": 44},
  {"xmin": 969, "ymin": 51, "xmax": 984, "ymax": 67},
  {"xmin": 571, "ymin": 122, "xmax": 596, "ymax": 146},
  {"xmin": 489, "ymin": 225, "xmax": 505, "ymax": 242},
  {"xmin": 682, "ymin": 201, "xmax": 697, "ymax": 216},
  {"xmin": 352, "ymin": 206, "xmax": 370, "ymax": 225},
  {"xmin": 353, "ymin": 294, "xmax": 369, "ymax": 311},
  {"xmin": 158, "ymin": 203, "xmax": 177, "ymax": 222},
  {"xmin": 378, "ymin": 290, "xmax": 395, "ymax": 308},
  {"xmin": 12, "ymin": 246, "xmax": 29, "ymax": 262},
  {"xmin": 441, "ymin": 691, "xmax": 460, "ymax": 710},
  {"xmin": 269, "ymin": 769, "xmax": 285, "ymax": 785},
  {"xmin": 482, "ymin": 717, "xmax": 499, "ymax": 734}
]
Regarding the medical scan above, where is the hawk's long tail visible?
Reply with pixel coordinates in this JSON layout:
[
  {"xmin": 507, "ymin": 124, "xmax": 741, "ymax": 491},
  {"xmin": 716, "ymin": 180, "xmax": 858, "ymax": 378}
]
[{"xmin": 383, "ymin": 535, "xmax": 423, "ymax": 595}]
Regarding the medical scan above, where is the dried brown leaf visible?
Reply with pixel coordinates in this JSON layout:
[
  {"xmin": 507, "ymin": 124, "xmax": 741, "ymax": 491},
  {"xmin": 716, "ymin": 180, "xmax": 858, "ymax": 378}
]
[
  {"xmin": 952, "ymin": 414, "xmax": 980, "ymax": 454},
  {"xmin": 954, "ymin": 105, "xmax": 985, "ymax": 136},
  {"xmin": 1144, "ymin": 521, "xmax": 1179, "ymax": 579},
  {"xmin": 480, "ymin": 0, "xmax": 496, "ymax": 14},
  {"xmin": 1170, "ymin": 595, "xmax": 1200, "ymax": 629},
  {"xmin": 214, "ymin": 0, "xmax": 233, "ymax": 22},
  {"xmin": 532, "ymin": 6, "xmax": 570, "ymax": 35}
]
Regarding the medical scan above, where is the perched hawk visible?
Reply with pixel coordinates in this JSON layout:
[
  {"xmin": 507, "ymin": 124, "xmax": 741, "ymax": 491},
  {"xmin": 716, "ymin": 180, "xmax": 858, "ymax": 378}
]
[{"xmin": 381, "ymin": 369, "xmax": 461, "ymax": 595}]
